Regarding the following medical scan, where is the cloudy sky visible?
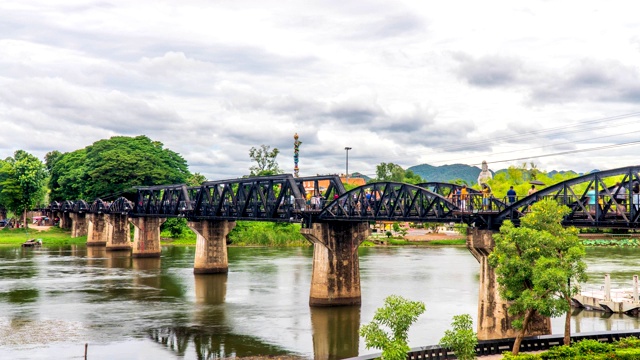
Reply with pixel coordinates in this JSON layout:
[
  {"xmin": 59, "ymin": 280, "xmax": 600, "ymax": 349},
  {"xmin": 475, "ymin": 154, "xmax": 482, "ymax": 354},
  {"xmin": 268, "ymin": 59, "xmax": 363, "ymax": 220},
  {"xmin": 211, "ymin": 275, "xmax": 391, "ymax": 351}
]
[{"xmin": 2, "ymin": 1, "xmax": 640, "ymax": 180}]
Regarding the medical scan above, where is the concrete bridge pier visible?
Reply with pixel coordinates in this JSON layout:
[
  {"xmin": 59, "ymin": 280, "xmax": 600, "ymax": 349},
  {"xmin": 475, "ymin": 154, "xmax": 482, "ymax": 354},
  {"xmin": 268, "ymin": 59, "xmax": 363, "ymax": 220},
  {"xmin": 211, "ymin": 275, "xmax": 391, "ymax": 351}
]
[
  {"xmin": 59, "ymin": 212, "xmax": 71, "ymax": 230},
  {"xmin": 69, "ymin": 212, "xmax": 88, "ymax": 238},
  {"xmin": 106, "ymin": 214, "xmax": 132, "ymax": 251},
  {"xmin": 86, "ymin": 213, "xmax": 108, "ymax": 246},
  {"xmin": 467, "ymin": 228, "xmax": 552, "ymax": 340},
  {"xmin": 188, "ymin": 220, "xmax": 235, "ymax": 274},
  {"xmin": 301, "ymin": 222, "xmax": 370, "ymax": 307},
  {"xmin": 130, "ymin": 217, "xmax": 165, "ymax": 258}
]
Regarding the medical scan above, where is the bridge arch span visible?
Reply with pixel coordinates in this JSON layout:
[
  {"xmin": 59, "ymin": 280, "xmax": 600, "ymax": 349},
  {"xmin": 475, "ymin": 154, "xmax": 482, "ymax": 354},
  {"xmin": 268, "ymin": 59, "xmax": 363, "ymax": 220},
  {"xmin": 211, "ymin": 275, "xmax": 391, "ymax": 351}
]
[
  {"xmin": 319, "ymin": 182, "xmax": 459, "ymax": 222},
  {"xmin": 495, "ymin": 165, "xmax": 640, "ymax": 228}
]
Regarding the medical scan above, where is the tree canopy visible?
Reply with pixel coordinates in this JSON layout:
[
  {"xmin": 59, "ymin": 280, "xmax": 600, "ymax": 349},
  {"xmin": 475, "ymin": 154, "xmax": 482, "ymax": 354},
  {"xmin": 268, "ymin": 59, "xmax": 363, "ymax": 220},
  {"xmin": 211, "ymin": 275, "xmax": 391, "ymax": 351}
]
[
  {"xmin": 0, "ymin": 150, "xmax": 47, "ymax": 222},
  {"xmin": 249, "ymin": 145, "xmax": 282, "ymax": 176},
  {"xmin": 49, "ymin": 135, "xmax": 190, "ymax": 201},
  {"xmin": 488, "ymin": 199, "xmax": 587, "ymax": 354},
  {"xmin": 373, "ymin": 162, "xmax": 423, "ymax": 184}
]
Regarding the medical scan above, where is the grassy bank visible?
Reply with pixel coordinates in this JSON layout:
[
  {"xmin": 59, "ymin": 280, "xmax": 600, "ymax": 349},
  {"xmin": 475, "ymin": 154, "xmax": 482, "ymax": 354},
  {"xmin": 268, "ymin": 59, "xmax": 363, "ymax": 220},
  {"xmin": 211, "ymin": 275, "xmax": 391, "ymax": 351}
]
[
  {"xmin": 0, "ymin": 227, "xmax": 87, "ymax": 246},
  {"xmin": 161, "ymin": 221, "xmax": 309, "ymax": 247},
  {"xmin": 361, "ymin": 237, "xmax": 466, "ymax": 246}
]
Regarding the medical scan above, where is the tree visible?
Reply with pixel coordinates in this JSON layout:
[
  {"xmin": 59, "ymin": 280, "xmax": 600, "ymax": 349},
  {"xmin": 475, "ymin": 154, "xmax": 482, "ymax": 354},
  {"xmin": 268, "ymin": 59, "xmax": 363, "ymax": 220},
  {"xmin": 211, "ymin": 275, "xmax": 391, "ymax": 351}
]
[
  {"xmin": 376, "ymin": 162, "xmax": 406, "ymax": 182},
  {"xmin": 249, "ymin": 145, "xmax": 282, "ymax": 176},
  {"xmin": 439, "ymin": 314, "xmax": 477, "ymax": 360},
  {"xmin": 488, "ymin": 199, "xmax": 587, "ymax": 354},
  {"xmin": 375, "ymin": 163, "xmax": 424, "ymax": 184},
  {"xmin": 0, "ymin": 150, "xmax": 46, "ymax": 227},
  {"xmin": 187, "ymin": 172, "xmax": 207, "ymax": 186},
  {"xmin": 49, "ymin": 136, "xmax": 190, "ymax": 201},
  {"xmin": 359, "ymin": 295, "xmax": 426, "ymax": 360}
]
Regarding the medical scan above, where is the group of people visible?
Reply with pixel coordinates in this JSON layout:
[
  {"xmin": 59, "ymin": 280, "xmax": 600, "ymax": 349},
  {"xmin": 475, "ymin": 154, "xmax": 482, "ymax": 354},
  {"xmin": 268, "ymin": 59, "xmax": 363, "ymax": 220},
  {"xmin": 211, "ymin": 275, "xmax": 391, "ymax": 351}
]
[{"xmin": 585, "ymin": 182, "xmax": 640, "ymax": 214}]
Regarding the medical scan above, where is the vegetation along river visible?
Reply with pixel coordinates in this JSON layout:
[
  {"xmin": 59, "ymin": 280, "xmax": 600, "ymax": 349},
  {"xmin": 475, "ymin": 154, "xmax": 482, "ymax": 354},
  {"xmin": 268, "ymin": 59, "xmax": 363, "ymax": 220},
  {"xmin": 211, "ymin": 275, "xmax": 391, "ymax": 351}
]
[{"xmin": 1, "ymin": 245, "xmax": 640, "ymax": 359}]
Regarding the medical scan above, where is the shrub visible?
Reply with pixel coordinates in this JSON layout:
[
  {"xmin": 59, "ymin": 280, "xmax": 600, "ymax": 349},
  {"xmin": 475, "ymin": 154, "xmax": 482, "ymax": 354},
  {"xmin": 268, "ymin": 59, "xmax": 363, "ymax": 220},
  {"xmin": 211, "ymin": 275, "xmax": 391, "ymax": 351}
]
[
  {"xmin": 573, "ymin": 339, "xmax": 613, "ymax": 355},
  {"xmin": 359, "ymin": 295, "xmax": 426, "ymax": 360},
  {"xmin": 501, "ymin": 352, "xmax": 540, "ymax": 360},
  {"xmin": 615, "ymin": 347, "xmax": 640, "ymax": 359},
  {"xmin": 439, "ymin": 314, "xmax": 477, "ymax": 360},
  {"xmin": 616, "ymin": 336, "xmax": 640, "ymax": 349},
  {"xmin": 539, "ymin": 345, "xmax": 577, "ymax": 359}
]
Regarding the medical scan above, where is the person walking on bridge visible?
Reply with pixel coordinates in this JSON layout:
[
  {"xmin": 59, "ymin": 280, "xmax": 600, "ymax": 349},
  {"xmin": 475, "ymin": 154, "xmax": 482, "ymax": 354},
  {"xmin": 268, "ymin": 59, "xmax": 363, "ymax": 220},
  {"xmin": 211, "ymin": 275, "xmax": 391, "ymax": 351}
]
[
  {"xmin": 460, "ymin": 185, "xmax": 468, "ymax": 211},
  {"xmin": 507, "ymin": 186, "xmax": 517, "ymax": 204}
]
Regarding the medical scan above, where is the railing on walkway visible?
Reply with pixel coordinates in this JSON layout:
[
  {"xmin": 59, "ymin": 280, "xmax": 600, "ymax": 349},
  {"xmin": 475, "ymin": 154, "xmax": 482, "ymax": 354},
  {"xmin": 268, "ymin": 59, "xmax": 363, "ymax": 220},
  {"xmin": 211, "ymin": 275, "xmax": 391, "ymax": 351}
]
[{"xmin": 343, "ymin": 329, "xmax": 640, "ymax": 360}]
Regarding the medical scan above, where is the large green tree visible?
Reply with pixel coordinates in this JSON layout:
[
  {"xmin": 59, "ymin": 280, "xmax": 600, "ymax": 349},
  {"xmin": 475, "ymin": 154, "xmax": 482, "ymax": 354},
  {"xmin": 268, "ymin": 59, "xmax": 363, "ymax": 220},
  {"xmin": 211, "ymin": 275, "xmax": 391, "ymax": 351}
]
[
  {"xmin": 249, "ymin": 144, "xmax": 282, "ymax": 176},
  {"xmin": 374, "ymin": 162, "xmax": 423, "ymax": 184},
  {"xmin": 0, "ymin": 150, "xmax": 47, "ymax": 227},
  {"xmin": 49, "ymin": 136, "xmax": 190, "ymax": 201},
  {"xmin": 488, "ymin": 199, "xmax": 587, "ymax": 354}
]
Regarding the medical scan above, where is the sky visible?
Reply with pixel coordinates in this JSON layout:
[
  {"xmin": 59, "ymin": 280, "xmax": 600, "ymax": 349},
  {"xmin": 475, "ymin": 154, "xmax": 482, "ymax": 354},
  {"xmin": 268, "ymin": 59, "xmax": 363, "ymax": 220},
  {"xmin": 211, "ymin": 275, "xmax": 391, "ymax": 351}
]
[{"xmin": 1, "ymin": 1, "xmax": 640, "ymax": 180}]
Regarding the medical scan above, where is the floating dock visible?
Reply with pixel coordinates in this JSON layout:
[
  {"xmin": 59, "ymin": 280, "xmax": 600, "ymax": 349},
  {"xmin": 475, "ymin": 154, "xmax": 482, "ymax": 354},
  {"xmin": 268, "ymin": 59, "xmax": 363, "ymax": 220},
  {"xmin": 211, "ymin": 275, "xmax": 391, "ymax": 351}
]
[{"xmin": 572, "ymin": 274, "xmax": 640, "ymax": 314}]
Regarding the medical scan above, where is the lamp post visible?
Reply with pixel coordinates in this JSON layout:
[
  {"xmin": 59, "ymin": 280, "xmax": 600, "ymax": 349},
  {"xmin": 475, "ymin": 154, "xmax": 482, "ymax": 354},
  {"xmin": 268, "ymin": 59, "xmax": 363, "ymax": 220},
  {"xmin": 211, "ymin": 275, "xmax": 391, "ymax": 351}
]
[{"xmin": 344, "ymin": 147, "xmax": 352, "ymax": 184}]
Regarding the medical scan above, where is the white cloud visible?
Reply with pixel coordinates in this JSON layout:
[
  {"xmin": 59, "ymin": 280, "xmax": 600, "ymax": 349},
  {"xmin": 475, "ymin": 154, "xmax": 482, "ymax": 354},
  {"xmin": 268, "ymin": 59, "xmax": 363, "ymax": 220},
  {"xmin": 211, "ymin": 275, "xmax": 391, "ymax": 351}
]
[{"xmin": 1, "ymin": 0, "xmax": 640, "ymax": 181}]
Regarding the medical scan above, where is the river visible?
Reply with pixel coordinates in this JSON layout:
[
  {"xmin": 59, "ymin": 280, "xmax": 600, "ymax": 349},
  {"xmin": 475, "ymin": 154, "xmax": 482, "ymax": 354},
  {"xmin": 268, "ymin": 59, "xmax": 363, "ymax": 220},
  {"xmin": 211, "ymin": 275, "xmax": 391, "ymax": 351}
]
[{"xmin": 1, "ymin": 245, "xmax": 639, "ymax": 359}]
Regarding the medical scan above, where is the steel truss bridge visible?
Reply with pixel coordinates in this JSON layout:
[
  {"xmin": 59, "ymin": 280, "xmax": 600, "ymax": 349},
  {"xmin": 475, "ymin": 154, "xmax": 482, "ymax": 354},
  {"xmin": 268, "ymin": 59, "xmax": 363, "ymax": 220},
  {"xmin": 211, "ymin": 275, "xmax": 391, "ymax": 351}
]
[{"xmin": 42, "ymin": 166, "xmax": 640, "ymax": 231}]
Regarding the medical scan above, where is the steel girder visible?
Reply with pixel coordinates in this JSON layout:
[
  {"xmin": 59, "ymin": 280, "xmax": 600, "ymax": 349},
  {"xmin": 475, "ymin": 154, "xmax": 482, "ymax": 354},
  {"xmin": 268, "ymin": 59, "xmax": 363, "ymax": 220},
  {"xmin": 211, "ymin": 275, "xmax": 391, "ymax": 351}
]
[
  {"xmin": 492, "ymin": 166, "xmax": 640, "ymax": 229},
  {"xmin": 109, "ymin": 197, "xmax": 134, "ymax": 214},
  {"xmin": 319, "ymin": 182, "xmax": 458, "ymax": 222},
  {"xmin": 189, "ymin": 174, "xmax": 306, "ymax": 221},
  {"xmin": 417, "ymin": 182, "xmax": 481, "ymax": 196},
  {"xmin": 134, "ymin": 184, "xmax": 192, "ymax": 217},
  {"xmin": 89, "ymin": 199, "xmax": 108, "ymax": 213}
]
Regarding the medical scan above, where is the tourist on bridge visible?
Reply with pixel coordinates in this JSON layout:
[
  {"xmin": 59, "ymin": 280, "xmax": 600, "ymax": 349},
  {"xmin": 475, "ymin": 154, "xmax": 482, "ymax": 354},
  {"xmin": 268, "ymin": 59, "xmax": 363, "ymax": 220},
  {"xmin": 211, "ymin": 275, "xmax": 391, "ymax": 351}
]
[
  {"xmin": 587, "ymin": 186, "xmax": 597, "ymax": 213},
  {"xmin": 613, "ymin": 182, "xmax": 628, "ymax": 214},
  {"xmin": 507, "ymin": 186, "xmax": 517, "ymax": 204},
  {"xmin": 460, "ymin": 185, "xmax": 468, "ymax": 211},
  {"xmin": 528, "ymin": 184, "xmax": 537, "ymax": 196},
  {"xmin": 481, "ymin": 184, "xmax": 492, "ymax": 210}
]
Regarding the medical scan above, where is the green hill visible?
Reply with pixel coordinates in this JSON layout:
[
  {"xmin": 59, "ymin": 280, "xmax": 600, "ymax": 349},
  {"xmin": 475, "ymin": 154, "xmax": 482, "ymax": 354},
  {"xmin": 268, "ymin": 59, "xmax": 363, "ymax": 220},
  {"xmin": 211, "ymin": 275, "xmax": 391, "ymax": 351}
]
[{"xmin": 408, "ymin": 163, "xmax": 483, "ymax": 185}]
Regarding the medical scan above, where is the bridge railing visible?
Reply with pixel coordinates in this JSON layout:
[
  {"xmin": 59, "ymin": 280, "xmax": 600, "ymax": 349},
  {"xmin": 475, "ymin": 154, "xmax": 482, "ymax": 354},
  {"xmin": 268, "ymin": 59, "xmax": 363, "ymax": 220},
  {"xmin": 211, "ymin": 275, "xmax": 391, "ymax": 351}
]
[{"xmin": 344, "ymin": 329, "xmax": 640, "ymax": 360}]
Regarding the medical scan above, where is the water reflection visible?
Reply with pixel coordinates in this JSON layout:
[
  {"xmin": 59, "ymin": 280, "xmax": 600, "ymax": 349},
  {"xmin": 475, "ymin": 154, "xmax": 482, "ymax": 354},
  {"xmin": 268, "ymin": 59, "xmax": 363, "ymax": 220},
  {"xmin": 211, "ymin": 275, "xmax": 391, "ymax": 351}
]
[
  {"xmin": 194, "ymin": 274, "xmax": 227, "ymax": 305},
  {"xmin": 310, "ymin": 306, "xmax": 360, "ymax": 360},
  {"xmin": 4, "ymin": 245, "xmax": 640, "ymax": 359}
]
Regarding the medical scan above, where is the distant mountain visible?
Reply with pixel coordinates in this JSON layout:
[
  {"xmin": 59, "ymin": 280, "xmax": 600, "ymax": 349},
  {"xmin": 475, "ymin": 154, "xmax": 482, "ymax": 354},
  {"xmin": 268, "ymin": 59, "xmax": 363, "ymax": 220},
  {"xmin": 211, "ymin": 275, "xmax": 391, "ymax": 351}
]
[
  {"xmin": 351, "ymin": 172, "xmax": 371, "ymax": 182},
  {"xmin": 408, "ymin": 163, "xmax": 483, "ymax": 185}
]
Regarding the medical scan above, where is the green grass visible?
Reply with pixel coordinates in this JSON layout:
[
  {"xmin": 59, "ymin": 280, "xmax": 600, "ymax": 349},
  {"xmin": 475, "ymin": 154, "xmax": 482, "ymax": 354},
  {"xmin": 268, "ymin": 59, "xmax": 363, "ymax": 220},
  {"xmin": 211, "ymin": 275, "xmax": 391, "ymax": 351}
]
[
  {"xmin": 0, "ymin": 227, "xmax": 87, "ymax": 246},
  {"xmin": 367, "ymin": 237, "xmax": 467, "ymax": 246}
]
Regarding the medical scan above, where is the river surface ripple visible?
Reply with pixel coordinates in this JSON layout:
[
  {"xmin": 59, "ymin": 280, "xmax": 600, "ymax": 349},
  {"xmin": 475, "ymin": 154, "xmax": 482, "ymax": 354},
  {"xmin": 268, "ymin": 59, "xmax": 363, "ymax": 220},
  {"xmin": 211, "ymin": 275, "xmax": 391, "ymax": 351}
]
[{"xmin": 0, "ymin": 245, "xmax": 639, "ymax": 359}]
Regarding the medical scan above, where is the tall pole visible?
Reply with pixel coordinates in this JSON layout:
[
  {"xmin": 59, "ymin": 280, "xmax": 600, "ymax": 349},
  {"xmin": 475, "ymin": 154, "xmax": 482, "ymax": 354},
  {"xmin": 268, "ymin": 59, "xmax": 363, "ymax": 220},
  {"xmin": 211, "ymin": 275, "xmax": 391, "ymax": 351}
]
[
  {"xmin": 344, "ymin": 147, "xmax": 352, "ymax": 184},
  {"xmin": 294, "ymin": 133, "xmax": 301, "ymax": 177}
]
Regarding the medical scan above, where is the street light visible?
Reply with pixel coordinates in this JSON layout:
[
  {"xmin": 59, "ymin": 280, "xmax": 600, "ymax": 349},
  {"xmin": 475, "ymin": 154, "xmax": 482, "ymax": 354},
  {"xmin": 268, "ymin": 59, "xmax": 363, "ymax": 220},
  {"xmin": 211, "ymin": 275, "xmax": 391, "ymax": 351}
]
[{"xmin": 344, "ymin": 147, "xmax": 352, "ymax": 184}]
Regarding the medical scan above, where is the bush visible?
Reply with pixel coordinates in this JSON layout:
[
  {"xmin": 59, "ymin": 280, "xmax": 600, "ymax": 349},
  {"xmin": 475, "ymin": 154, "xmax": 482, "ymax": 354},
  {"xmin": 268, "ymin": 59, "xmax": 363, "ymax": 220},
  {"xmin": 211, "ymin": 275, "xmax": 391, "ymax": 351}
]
[
  {"xmin": 615, "ymin": 347, "xmax": 640, "ymax": 359},
  {"xmin": 439, "ymin": 314, "xmax": 477, "ymax": 360},
  {"xmin": 616, "ymin": 336, "xmax": 640, "ymax": 349},
  {"xmin": 539, "ymin": 345, "xmax": 577, "ymax": 359},
  {"xmin": 573, "ymin": 339, "xmax": 613, "ymax": 355},
  {"xmin": 360, "ymin": 295, "xmax": 426, "ymax": 360},
  {"xmin": 501, "ymin": 352, "xmax": 540, "ymax": 359}
]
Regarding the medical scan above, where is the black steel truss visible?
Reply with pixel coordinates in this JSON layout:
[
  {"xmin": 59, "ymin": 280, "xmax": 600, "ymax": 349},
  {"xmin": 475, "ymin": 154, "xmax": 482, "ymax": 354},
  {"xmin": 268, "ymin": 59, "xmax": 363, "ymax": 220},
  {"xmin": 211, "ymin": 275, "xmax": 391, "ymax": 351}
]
[
  {"xmin": 319, "ymin": 182, "xmax": 458, "ymax": 222},
  {"xmin": 35, "ymin": 167, "xmax": 640, "ymax": 230},
  {"xmin": 491, "ymin": 166, "xmax": 640, "ymax": 229},
  {"xmin": 189, "ymin": 174, "xmax": 306, "ymax": 221}
]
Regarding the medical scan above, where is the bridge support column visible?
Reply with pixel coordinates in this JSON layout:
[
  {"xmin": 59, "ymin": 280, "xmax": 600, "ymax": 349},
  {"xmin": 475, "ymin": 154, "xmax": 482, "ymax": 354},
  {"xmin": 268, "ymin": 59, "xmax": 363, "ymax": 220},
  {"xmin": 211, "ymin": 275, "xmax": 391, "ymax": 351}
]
[
  {"xmin": 69, "ymin": 213, "xmax": 88, "ymax": 238},
  {"xmin": 106, "ymin": 214, "xmax": 132, "ymax": 251},
  {"xmin": 467, "ymin": 228, "xmax": 551, "ymax": 340},
  {"xmin": 86, "ymin": 213, "xmax": 108, "ymax": 246},
  {"xmin": 301, "ymin": 222, "xmax": 370, "ymax": 307},
  {"xmin": 188, "ymin": 220, "xmax": 235, "ymax": 274},
  {"xmin": 130, "ymin": 217, "xmax": 165, "ymax": 258},
  {"xmin": 59, "ymin": 212, "xmax": 71, "ymax": 230}
]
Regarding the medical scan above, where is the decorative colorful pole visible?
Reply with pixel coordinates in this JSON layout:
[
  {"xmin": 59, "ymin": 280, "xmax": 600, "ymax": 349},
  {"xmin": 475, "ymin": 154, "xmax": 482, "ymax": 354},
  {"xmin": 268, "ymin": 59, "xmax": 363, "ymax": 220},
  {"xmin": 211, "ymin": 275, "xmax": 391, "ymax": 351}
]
[{"xmin": 293, "ymin": 133, "xmax": 301, "ymax": 177}]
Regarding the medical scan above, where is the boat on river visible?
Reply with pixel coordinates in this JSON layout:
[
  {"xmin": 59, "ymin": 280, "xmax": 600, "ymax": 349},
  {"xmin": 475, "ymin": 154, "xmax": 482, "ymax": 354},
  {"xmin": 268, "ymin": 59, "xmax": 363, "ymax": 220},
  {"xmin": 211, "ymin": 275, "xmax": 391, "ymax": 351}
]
[{"xmin": 21, "ymin": 239, "xmax": 42, "ymax": 248}]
